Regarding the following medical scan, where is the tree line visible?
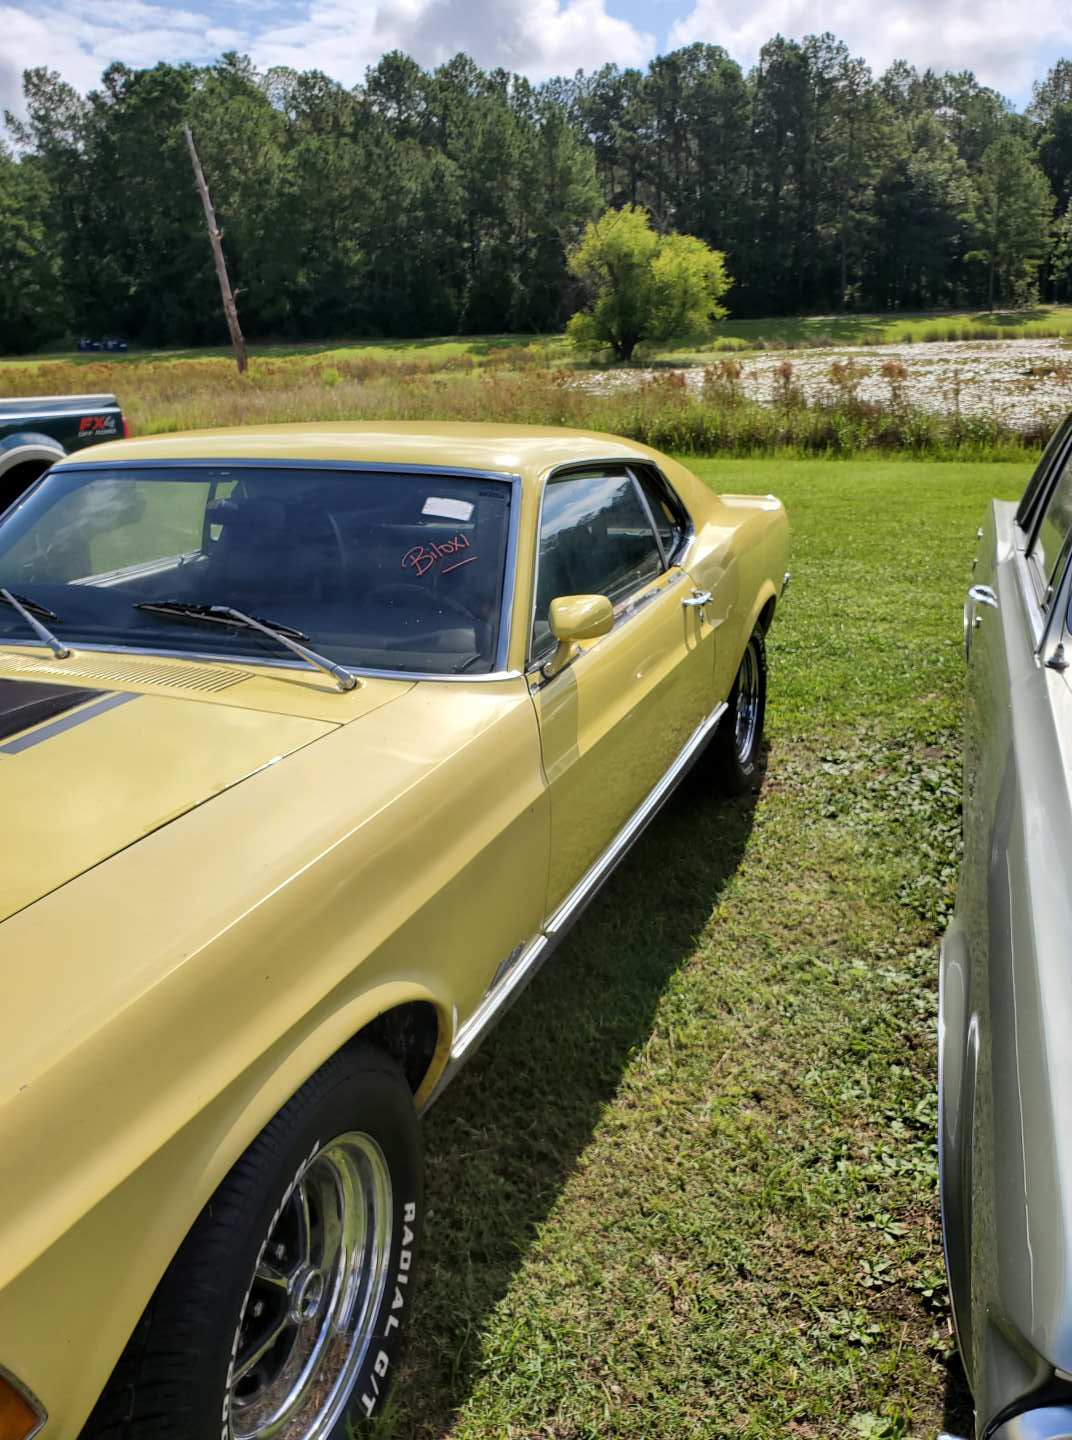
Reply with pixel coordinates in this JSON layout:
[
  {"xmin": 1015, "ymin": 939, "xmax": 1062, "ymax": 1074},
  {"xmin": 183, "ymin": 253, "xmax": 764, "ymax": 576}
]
[{"xmin": 2, "ymin": 38, "xmax": 1071, "ymax": 353}]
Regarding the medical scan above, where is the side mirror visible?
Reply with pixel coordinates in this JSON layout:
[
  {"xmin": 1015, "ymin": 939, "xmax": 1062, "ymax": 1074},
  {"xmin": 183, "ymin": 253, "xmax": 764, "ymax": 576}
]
[{"xmin": 543, "ymin": 593, "xmax": 614, "ymax": 677}]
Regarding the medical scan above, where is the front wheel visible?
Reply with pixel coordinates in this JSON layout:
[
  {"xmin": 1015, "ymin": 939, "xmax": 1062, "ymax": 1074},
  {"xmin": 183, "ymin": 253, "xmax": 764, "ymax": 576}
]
[
  {"xmin": 708, "ymin": 626, "xmax": 767, "ymax": 794},
  {"xmin": 82, "ymin": 1042, "xmax": 423, "ymax": 1440}
]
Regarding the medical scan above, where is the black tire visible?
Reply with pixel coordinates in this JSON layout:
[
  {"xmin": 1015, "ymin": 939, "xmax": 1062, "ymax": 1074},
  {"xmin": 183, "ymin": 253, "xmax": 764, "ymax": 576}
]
[
  {"xmin": 81, "ymin": 1041, "xmax": 423, "ymax": 1440},
  {"xmin": 707, "ymin": 625, "xmax": 767, "ymax": 795}
]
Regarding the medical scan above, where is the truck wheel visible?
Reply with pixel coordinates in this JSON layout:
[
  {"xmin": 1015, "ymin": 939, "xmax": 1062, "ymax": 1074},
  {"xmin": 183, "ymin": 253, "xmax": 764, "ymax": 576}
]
[
  {"xmin": 708, "ymin": 626, "xmax": 767, "ymax": 794},
  {"xmin": 81, "ymin": 1042, "xmax": 423, "ymax": 1440}
]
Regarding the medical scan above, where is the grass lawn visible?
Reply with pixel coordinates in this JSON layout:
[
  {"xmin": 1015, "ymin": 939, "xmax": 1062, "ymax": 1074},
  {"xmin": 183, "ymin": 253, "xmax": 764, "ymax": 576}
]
[
  {"xmin": 6, "ymin": 304, "xmax": 1072, "ymax": 372},
  {"xmin": 0, "ymin": 333, "xmax": 569, "ymax": 369},
  {"xmin": 381, "ymin": 457, "xmax": 1032, "ymax": 1440},
  {"xmin": 657, "ymin": 304, "xmax": 1072, "ymax": 358}
]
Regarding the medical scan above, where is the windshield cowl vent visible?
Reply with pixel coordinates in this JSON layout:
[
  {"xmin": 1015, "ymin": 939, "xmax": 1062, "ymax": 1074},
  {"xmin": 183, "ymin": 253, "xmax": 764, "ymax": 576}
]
[{"xmin": 0, "ymin": 651, "xmax": 250, "ymax": 694}]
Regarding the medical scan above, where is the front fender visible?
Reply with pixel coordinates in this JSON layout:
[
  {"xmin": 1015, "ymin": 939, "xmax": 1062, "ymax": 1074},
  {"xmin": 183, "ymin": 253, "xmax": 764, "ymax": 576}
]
[
  {"xmin": 0, "ymin": 978, "xmax": 452, "ymax": 1440},
  {"xmin": 0, "ymin": 677, "xmax": 545, "ymax": 1438}
]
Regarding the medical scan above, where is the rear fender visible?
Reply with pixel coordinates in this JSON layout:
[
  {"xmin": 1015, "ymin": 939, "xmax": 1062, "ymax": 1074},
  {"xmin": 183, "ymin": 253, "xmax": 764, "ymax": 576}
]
[{"xmin": 0, "ymin": 434, "xmax": 65, "ymax": 474}]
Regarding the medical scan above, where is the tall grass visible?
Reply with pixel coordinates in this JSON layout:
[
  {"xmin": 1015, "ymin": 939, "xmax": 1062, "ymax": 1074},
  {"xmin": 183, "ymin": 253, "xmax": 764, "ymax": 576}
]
[{"xmin": 0, "ymin": 354, "xmax": 1053, "ymax": 460}]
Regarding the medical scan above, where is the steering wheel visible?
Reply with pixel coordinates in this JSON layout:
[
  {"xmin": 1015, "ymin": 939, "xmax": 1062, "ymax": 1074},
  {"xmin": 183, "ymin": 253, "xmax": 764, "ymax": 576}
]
[
  {"xmin": 374, "ymin": 582, "xmax": 481, "ymax": 626},
  {"xmin": 316, "ymin": 510, "xmax": 348, "ymax": 593}
]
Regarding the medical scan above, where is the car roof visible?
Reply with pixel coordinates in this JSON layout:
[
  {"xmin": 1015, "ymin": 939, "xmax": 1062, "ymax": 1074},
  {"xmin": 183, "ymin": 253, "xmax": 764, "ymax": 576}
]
[{"xmin": 57, "ymin": 421, "xmax": 655, "ymax": 489}]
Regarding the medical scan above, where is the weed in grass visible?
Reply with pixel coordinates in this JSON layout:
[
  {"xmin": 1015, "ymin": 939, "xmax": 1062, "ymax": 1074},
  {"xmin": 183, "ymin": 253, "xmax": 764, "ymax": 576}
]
[
  {"xmin": 2, "ymin": 340, "xmax": 1065, "ymax": 459},
  {"xmin": 880, "ymin": 360, "xmax": 909, "ymax": 410}
]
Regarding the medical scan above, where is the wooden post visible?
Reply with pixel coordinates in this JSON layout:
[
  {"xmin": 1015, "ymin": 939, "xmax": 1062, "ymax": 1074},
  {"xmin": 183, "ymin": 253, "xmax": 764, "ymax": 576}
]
[{"xmin": 183, "ymin": 123, "xmax": 248, "ymax": 374}]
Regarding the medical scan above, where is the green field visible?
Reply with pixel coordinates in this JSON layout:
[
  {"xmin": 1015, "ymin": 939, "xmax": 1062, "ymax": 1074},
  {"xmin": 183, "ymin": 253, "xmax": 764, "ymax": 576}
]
[
  {"xmin": 681, "ymin": 303, "xmax": 1072, "ymax": 352},
  {"xmin": 378, "ymin": 457, "xmax": 1031, "ymax": 1440},
  {"xmin": 6, "ymin": 302, "xmax": 1072, "ymax": 371}
]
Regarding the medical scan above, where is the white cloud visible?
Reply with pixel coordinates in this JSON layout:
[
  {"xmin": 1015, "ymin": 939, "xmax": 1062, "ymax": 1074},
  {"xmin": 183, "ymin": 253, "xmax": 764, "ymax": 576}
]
[
  {"xmin": 0, "ymin": 0, "xmax": 246, "ymax": 116},
  {"xmin": 252, "ymin": 0, "xmax": 653, "ymax": 83},
  {"xmin": 668, "ymin": 0, "xmax": 1067, "ymax": 98},
  {"xmin": 1, "ymin": 0, "xmax": 654, "ymax": 120}
]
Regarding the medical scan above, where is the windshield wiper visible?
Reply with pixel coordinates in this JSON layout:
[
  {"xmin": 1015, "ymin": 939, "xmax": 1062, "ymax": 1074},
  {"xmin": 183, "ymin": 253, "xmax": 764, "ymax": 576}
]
[
  {"xmin": 133, "ymin": 600, "xmax": 358, "ymax": 693},
  {"xmin": 0, "ymin": 587, "xmax": 70, "ymax": 659}
]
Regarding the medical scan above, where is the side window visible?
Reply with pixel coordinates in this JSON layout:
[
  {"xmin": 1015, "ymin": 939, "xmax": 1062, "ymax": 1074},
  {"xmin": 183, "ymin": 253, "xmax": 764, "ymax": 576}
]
[
  {"xmin": 1029, "ymin": 447, "xmax": 1072, "ymax": 605},
  {"xmin": 1018, "ymin": 417, "xmax": 1072, "ymax": 531},
  {"xmin": 531, "ymin": 470, "xmax": 662, "ymax": 658},
  {"xmin": 633, "ymin": 466, "xmax": 686, "ymax": 561}
]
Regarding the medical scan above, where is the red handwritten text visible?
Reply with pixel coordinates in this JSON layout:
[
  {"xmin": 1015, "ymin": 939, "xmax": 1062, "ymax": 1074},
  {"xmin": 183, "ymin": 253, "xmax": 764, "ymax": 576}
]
[{"xmin": 401, "ymin": 532, "xmax": 471, "ymax": 577}]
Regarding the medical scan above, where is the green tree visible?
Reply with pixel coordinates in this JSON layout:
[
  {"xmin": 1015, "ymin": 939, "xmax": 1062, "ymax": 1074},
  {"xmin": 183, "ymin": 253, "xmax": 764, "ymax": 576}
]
[
  {"xmin": 1051, "ymin": 207, "xmax": 1072, "ymax": 300},
  {"xmin": 566, "ymin": 204, "xmax": 730, "ymax": 360},
  {"xmin": 968, "ymin": 132, "xmax": 1055, "ymax": 305},
  {"xmin": 871, "ymin": 112, "xmax": 974, "ymax": 307},
  {"xmin": 0, "ymin": 142, "xmax": 64, "ymax": 351}
]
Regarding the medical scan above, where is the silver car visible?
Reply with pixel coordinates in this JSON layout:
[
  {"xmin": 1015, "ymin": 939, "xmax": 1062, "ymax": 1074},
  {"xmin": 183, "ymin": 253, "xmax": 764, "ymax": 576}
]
[{"xmin": 941, "ymin": 415, "xmax": 1072, "ymax": 1440}]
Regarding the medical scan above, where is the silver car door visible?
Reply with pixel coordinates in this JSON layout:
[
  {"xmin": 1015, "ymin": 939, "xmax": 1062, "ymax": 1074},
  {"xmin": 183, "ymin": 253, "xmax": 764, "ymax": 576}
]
[{"xmin": 944, "ymin": 427, "xmax": 1072, "ymax": 1430}]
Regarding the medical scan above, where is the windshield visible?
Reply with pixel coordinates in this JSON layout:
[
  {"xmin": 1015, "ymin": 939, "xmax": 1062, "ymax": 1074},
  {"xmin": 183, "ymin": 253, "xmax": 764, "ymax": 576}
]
[{"xmin": 0, "ymin": 464, "xmax": 514, "ymax": 676}]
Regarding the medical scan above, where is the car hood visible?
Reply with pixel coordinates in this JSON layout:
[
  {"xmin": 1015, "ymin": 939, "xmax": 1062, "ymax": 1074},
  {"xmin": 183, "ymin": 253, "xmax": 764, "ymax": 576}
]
[{"xmin": 0, "ymin": 663, "xmax": 410, "ymax": 923}]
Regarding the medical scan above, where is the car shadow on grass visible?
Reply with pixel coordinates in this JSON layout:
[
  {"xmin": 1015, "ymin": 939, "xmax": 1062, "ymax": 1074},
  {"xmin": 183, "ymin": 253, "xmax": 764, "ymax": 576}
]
[{"xmin": 375, "ymin": 766, "xmax": 758, "ymax": 1438}]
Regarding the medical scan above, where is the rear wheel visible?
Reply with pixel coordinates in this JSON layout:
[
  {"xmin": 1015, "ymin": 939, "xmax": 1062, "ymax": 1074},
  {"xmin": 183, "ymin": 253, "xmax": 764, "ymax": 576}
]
[
  {"xmin": 707, "ymin": 626, "xmax": 767, "ymax": 794},
  {"xmin": 82, "ymin": 1042, "xmax": 423, "ymax": 1440}
]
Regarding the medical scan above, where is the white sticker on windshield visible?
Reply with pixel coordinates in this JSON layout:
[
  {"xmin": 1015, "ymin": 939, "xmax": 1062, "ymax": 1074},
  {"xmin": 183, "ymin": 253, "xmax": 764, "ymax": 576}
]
[{"xmin": 422, "ymin": 496, "xmax": 474, "ymax": 522}]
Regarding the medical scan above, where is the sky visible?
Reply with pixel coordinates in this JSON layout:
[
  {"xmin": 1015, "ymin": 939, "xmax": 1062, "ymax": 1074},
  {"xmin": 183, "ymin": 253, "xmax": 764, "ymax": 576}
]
[{"xmin": 1, "ymin": 0, "xmax": 1068, "ymax": 120}]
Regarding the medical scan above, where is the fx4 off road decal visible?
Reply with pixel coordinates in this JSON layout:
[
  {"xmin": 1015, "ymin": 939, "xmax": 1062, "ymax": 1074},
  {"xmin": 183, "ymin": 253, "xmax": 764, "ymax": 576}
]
[
  {"xmin": 361, "ymin": 1200, "xmax": 417, "ymax": 1416},
  {"xmin": 79, "ymin": 414, "xmax": 118, "ymax": 437}
]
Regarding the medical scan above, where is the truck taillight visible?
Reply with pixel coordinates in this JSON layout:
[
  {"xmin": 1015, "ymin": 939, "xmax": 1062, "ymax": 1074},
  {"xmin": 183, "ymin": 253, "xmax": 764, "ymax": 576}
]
[{"xmin": 122, "ymin": 415, "xmax": 131, "ymax": 439}]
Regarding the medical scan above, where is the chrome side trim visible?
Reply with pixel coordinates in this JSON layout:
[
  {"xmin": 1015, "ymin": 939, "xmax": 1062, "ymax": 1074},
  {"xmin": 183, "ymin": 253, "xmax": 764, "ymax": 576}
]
[
  {"xmin": 422, "ymin": 698, "xmax": 728, "ymax": 1109},
  {"xmin": 450, "ymin": 934, "xmax": 550, "ymax": 1065}
]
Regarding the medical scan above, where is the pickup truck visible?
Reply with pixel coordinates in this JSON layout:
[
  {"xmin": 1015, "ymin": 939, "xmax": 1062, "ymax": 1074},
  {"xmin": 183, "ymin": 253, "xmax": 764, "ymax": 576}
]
[{"xmin": 0, "ymin": 394, "xmax": 128, "ymax": 513}]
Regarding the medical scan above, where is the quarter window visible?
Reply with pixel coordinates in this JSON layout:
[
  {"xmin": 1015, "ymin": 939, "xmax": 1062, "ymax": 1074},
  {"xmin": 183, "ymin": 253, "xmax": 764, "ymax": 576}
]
[
  {"xmin": 633, "ymin": 467, "xmax": 686, "ymax": 561},
  {"xmin": 1029, "ymin": 446, "xmax": 1072, "ymax": 605},
  {"xmin": 531, "ymin": 470, "xmax": 662, "ymax": 659},
  {"xmin": 1018, "ymin": 416, "xmax": 1072, "ymax": 531}
]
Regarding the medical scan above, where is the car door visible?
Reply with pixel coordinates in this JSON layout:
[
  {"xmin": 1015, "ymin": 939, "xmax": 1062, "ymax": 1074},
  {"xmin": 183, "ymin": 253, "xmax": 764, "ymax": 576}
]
[
  {"xmin": 526, "ymin": 464, "xmax": 715, "ymax": 918},
  {"xmin": 950, "ymin": 424, "xmax": 1072, "ymax": 1418}
]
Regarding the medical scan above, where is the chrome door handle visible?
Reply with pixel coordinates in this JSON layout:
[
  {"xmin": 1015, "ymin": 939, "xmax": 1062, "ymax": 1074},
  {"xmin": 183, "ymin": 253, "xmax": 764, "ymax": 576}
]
[
  {"xmin": 968, "ymin": 585, "xmax": 998, "ymax": 609},
  {"xmin": 682, "ymin": 590, "xmax": 712, "ymax": 609},
  {"xmin": 965, "ymin": 584, "xmax": 998, "ymax": 661}
]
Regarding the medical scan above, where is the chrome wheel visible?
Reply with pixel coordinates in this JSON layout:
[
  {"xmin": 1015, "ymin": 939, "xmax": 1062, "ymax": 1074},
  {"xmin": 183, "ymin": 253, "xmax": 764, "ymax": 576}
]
[
  {"xmin": 734, "ymin": 639, "xmax": 761, "ymax": 764},
  {"xmin": 227, "ymin": 1132, "xmax": 393, "ymax": 1440}
]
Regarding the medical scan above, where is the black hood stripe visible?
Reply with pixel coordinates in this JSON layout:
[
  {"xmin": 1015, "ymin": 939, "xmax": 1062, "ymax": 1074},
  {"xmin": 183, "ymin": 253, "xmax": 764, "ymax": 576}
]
[
  {"xmin": 0, "ymin": 690, "xmax": 138, "ymax": 754},
  {"xmin": 0, "ymin": 676, "xmax": 106, "ymax": 742}
]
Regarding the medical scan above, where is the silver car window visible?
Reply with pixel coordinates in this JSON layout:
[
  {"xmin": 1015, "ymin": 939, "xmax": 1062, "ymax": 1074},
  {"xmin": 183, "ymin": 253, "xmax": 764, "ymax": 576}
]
[
  {"xmin": 1029, "ymin": 446, "xmax": 1072, "ymax": 606},
  {"xmin": 1017, "ymin": 415, "xmax": 1072, "ymax": 532},
  {"xmin": 530, "ymin": 470, "xmax": 662, "ymax": 660}
]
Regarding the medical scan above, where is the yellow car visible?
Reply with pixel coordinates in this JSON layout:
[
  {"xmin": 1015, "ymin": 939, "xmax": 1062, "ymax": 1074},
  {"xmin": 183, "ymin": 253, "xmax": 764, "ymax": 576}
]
[{"xmin": 0, "ymin": 422, "xmax": 788, "ymax": 1440}]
